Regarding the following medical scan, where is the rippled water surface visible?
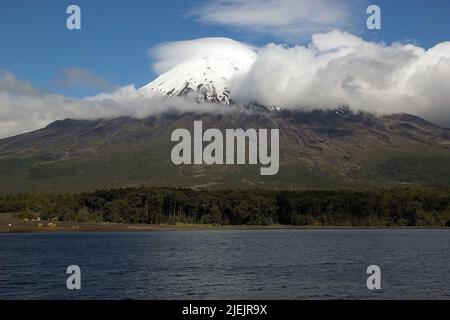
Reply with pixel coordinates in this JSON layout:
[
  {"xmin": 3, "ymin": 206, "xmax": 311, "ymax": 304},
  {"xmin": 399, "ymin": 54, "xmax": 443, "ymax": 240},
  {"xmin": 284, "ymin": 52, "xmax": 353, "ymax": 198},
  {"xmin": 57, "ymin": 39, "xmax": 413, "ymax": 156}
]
[{"xmin": 0, "ymin": 229, "xmax": 449, "ymax": 299}]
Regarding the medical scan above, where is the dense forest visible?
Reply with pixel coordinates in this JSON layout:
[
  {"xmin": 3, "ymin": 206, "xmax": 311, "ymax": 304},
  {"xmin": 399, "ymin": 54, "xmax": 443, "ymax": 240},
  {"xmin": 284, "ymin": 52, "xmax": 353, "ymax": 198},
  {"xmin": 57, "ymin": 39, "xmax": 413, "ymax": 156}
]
[{"xmin": 1, "ymin": 187, "xmax": 450, "ymax": 227}]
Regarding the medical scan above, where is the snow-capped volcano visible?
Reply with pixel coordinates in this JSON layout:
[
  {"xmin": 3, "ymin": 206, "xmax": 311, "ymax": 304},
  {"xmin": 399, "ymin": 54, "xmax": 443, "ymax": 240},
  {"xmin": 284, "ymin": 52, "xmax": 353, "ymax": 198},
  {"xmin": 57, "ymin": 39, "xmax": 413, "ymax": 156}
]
[{"xmin": 140, "ymin": 38, "xmax": 257, "ymax": 105}]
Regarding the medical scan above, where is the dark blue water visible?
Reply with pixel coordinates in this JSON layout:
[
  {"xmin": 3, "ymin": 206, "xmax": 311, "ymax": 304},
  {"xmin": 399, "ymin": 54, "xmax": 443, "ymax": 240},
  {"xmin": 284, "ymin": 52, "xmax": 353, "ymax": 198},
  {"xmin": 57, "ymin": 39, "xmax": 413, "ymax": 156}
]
[{"xmin": 0, "ymin": 229, "xmax": 449, "ymax": 299}]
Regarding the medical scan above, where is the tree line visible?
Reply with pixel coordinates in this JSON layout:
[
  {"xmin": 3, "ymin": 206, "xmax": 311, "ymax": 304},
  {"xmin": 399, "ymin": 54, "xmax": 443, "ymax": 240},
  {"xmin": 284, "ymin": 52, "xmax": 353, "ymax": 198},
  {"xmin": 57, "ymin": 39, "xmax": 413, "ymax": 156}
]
[{"xmin": 1, "ymin": 187, "xmax": 450, "ymax": 227}]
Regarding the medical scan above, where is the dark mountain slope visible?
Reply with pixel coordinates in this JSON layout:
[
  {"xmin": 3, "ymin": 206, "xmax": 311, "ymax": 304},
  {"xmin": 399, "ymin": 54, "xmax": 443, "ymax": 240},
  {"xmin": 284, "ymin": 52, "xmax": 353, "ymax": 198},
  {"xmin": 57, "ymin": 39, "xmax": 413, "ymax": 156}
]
[{"xmin": 0, "ymin": 109, "xmax": 449, "ymax": 193}]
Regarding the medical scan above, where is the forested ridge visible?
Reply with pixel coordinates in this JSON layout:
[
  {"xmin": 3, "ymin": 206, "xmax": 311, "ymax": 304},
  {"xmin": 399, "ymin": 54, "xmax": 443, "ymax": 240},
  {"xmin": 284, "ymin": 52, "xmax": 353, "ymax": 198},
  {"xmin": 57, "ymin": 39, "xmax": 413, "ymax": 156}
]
[{"xmin": 1, "ymin": 187, "xmax": 450, "ymax": 227}]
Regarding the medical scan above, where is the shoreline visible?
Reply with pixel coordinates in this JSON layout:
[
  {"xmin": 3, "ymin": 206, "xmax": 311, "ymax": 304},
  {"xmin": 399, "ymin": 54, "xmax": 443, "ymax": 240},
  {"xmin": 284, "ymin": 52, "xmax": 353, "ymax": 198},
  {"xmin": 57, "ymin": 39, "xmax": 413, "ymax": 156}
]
[{"xmin": 1, "ymin": 219, "xmax": 449, "ymax": 234}]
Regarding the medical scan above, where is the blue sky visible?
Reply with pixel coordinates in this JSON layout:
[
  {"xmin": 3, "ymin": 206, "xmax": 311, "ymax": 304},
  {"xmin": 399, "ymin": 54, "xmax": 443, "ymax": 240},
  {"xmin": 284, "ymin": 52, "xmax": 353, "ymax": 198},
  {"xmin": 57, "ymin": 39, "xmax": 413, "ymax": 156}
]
[{"xmin": 1, "ymin": 0, "xmax": 450, "ymax": 98}]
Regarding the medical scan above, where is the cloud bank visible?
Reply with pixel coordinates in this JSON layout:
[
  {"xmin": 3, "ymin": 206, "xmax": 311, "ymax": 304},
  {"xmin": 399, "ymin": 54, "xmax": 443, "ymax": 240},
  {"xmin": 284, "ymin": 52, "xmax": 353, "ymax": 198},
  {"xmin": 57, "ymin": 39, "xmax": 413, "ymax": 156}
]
[
  {"xmin": 0, "ymin": 73, "xmax": 226, "ymax": 139},
  {"xmin": 231, "ymin": 31, "xmax": 450, "ymax": 127},
  {"xmin": 1, "ymin": 31, "xmax": 450, "ymax": 139}
]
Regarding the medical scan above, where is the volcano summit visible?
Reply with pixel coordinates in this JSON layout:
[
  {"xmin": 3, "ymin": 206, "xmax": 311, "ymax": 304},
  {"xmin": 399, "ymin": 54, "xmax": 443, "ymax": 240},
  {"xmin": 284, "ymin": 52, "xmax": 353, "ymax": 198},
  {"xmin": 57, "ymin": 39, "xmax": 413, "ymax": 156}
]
[{"xmin": 140, "ymin": 38, "xmax": 257, "ymax": 105}]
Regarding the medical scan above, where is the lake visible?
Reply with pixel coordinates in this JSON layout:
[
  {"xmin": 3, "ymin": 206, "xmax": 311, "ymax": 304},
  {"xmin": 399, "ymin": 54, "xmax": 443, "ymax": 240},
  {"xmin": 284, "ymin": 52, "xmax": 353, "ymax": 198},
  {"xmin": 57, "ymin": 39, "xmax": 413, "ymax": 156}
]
[{"xmin": 0, "ymin": 229, "xmax": 449, "ymax": 299}]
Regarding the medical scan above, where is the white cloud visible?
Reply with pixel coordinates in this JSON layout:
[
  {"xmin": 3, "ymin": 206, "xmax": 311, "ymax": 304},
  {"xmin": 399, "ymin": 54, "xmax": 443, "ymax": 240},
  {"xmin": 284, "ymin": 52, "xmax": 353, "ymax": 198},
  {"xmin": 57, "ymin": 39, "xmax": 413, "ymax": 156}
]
[
  {"xmin": 231, "ymin": 31, "xmax": 450, "ymax": 127},
  {"xmin": 0, "ymin": 70, "xmax": 40, "ymax": 95},
  {"xmin": 188, "ymin": 0, "xmax": 362, "ymax": 40},
  {"xmin": 148, "ymin": 37, "xmax": 256, "ymax": 75},
  {"xmin": 0, "ymin": 74, "xmax": 227, "ymax": 139},
  {"xmin": 1, "ymin": 31, "xmax": 450, "ymax": 139}
]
